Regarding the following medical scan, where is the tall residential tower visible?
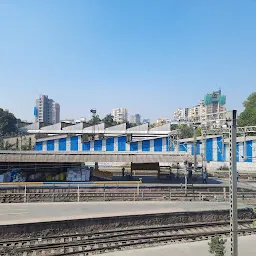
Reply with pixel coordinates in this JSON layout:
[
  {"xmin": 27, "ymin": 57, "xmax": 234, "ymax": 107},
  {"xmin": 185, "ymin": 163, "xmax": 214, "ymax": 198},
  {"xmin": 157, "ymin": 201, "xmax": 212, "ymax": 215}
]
[
  {"xmin": 112, "ymin": 108, "xmax": 128, "ymax": 123},
  {"xmin": 34, "ymin": 95, "xmax": 60, "ymax": 124}
]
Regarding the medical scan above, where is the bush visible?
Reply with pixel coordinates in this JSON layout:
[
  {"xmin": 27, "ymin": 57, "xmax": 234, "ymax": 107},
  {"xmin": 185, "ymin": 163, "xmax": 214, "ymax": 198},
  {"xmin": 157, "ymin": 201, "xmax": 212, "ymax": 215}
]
[{"xmin": 208, "ymin": 235, "xmax": 227, "ymax": 256}]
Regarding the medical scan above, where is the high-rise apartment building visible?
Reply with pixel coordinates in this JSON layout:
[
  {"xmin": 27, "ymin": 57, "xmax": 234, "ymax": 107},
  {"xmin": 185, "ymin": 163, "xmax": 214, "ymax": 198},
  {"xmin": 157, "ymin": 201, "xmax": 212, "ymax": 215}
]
[
  {"xmin": 188, "ymin": 100, "xmax": 206, "ymax": 123},
  {"xmin": 204, "ymin": 90, "xmax": 226, "ymax": 126},
  {"xmin": 173, "ymin": 90, "xmax": 226, "ymax": 127},
  {"xmin": 34, "ymin": 95, "xmax": 60, "ymax": 124},
  {"xmin": 129, "ymin": 114, "xmax": 141, "ymax": 124},
  {"xmin": 112, "ymin": 108, "xmax": 128, "ymax": 123}
]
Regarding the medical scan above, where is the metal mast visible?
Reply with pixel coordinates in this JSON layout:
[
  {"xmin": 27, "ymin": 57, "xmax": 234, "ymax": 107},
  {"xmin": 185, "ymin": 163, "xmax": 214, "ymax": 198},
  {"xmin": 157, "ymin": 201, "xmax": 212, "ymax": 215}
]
[{"xmin": 229, "ymin": 110, "xmax": 238, "ymax": 256}]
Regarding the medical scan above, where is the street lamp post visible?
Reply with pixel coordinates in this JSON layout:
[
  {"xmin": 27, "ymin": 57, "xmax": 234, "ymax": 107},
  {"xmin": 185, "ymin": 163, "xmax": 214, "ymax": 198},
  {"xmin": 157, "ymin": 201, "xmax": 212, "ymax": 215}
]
[{"xmin": 90, "ymin": 109, "xmax": 98, "ymax": 171}]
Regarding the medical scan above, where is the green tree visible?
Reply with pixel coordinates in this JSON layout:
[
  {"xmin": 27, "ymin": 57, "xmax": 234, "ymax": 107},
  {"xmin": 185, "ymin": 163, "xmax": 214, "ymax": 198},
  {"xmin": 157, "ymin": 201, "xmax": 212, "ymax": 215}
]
[
  {"xmin": 0, "ymin": 108, "xmax": 18, "ymax": 136},
  {"xmin": 126, "ymin": 121, "xmax": 138, "ymax": 128},
  {"xmin": 238, "ymin": 92, "xmax": 256, "ymax": 126},
  {"xmin": 88, "ymin": 115, "xmax": 101, "ymax": 125},
  {"xmin": 179, "ymin": 124, "xmax": 194, "ymax": 139},
  {"xmin": 208, "ymin": 236, "xmax": 227, "ymax": 256},
  {"xmin": 196, "ymin": 127, "xmax": 202, "ymax": 137},
  {"xmin": 149, "ymin": 123, "xmax": 155, "ymax": 129},
  {"xmin": 102, "ymin": 114, "xmax": 117, "ymax": 128},
  {"xmin": 171, "ymin": 124, "xmax": 178, "ymax": 130}
]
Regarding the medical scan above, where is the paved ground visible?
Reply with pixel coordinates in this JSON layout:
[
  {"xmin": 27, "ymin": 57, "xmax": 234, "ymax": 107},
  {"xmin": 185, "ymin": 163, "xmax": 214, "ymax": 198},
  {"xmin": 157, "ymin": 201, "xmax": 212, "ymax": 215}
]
[
  {"xmin": 103, "ymin": 235, "xmax": 256, "ymax": 256},
  {"xmin": 0, "ymin": 201, "xmax": 248, "ymax": 225}
]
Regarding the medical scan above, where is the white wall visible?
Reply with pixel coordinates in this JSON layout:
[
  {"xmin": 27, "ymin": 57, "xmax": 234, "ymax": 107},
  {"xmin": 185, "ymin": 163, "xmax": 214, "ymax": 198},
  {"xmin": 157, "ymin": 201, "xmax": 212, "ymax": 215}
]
[{"xmin": 206, "ymin": 161, "xmax": 256, "ymax": 172}]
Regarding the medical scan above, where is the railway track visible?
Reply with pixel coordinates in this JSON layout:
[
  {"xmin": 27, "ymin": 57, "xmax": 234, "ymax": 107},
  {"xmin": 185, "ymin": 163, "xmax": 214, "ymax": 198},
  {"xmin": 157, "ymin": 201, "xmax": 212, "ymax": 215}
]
[
  {"xmin": 1, "ymin": 219, "xmax": 255, "ymax": 256},
  {"xmin": 1, "ymin": 190, "xmax": 256, "ymax": 203}
]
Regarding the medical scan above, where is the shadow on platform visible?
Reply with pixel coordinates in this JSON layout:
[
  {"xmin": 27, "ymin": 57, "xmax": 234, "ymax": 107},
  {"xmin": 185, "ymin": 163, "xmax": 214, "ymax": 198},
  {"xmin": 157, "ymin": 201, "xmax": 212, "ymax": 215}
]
[{"xmin": 112, "ymin": 175, "xmax": 222, "ymax": 185}]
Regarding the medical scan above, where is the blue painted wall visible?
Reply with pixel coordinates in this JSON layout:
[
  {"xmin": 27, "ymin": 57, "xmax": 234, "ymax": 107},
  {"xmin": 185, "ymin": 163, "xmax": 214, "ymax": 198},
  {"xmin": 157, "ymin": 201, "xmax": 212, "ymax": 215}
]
[
  {"xmin": 179, "ymin": 143, "xmax": 187, "ymax": 152},
  {"xmin": 35, "ymin": 142, "xmax": 43, "ymax": 151},
  {"xmin": 142, "ymin": 140, "xmax": 150, "ymax": 152},
  {"xmin": 47, "ymin": 140, "xmax": 54, "ymax": 151},
  {"xmin": 191, "ymin": 140, "xmax": 200, "ymax": 155},
  {"xmin": 216, "ymin": 137, "xmax": 227, "ymax": 161},
  {"xmin": 130, "ymin": 141, "xmax": 138, "ymax": 151},
  {"xmin": 106, "ymin": 138, "xmax": 114, "ymax": 151},
  {"xmin": 206, "ymin": 138, "xmax": 213, "ymax": 161},
  {"xmin": 118, "ymin": 136, "xmax": 126, "ymax": 151},
  {"xmin": 236, "ymin": 143, "xmax": 239, "ymax": 162},
  {"xmin": 36, "ymin": 134, "xmax": 256, "ymax": 164},
  {"xmin": 217, "ymin": 137, "xmax": 223, "ymax": 161},
  {"xmin": 58, "ymin": 138, "xmax": 66, "ymax": 151},
  {"xmin": 154, "ymin": 138, "xmax": 162, "ymax": 152},
  {"xmin": 82, "ymin": 141, "xmax": 90, "ymax": 151},
  {"xmin": 245, "ymin": 140, "xmax": 252, "ymax": 162},
  {"xmin": 94, "ymin": 140, "xmax": 102, "ymax": 151},
  {"xmin": 70, "ymin": 136, "xmax": 78, "ymax": 151},
  {"xmin": 166, "ymin": 137, "xmax": 170, "ymax": 151}
]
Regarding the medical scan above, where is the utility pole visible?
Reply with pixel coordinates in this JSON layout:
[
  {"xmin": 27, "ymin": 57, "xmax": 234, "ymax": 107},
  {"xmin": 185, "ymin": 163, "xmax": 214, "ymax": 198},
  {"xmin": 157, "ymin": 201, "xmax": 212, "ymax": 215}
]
[
  {"xmin": 228, "ymin": 110, "xmax": 238, "ymax": 256},
  {"xmin": 193, "ymin": 126, "xmax": 197, "ymax": 171}
]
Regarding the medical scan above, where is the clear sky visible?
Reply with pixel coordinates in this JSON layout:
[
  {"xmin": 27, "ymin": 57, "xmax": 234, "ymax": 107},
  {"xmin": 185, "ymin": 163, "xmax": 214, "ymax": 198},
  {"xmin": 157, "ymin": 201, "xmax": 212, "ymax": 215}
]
[{"xmin": 0, "ymin": 0, "xmax": 256, "ymax": 122}]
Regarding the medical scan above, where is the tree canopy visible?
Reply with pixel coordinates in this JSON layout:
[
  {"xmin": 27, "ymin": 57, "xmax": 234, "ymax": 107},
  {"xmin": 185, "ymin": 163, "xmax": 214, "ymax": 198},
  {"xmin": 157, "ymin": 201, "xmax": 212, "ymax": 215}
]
[
  {"xmin": 0, "ymin": 108, "xmax": 18, "ymax": 137},
  {"xmin": 238, "ymin": 92, "xmax": 256, "ymax": 126},
  {"xmin": 101, "ymin": 114, "xmax": 117, "ymax": 128},
  {"xmin": 178, "ymin": 124, "xmax": 194, "ymax": 139},
  {"xmin": 87, "ymin": 115, "xmax": 101, "ymax": 125}
]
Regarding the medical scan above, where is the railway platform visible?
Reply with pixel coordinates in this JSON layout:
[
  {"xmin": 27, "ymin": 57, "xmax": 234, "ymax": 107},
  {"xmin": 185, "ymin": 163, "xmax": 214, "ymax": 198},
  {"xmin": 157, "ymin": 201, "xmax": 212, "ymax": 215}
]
[{"xmin": 0, "ymin": 201, "xmax": 251, "ymax": 225}]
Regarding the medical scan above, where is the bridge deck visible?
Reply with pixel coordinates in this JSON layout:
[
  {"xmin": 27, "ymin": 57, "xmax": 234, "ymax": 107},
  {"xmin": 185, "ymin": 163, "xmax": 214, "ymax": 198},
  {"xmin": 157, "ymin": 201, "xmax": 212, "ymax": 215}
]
[{"xmin": 0, "ymin": 151, "xmax": 200, "ymax": 163}]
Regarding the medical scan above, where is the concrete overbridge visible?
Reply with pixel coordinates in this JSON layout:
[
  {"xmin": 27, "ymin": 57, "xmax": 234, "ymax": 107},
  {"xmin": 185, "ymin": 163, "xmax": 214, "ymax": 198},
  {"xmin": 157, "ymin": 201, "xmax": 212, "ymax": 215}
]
[{"xmin": 0, "ymin": 151, "xmax": 199, "ymax": 164}]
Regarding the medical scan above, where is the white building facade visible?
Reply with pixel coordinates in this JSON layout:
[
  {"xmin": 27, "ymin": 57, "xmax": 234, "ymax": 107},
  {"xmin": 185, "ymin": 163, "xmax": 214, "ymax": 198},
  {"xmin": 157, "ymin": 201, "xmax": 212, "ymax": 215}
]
[
  {"xmin": 112, "ymin": 108, "xmax": 128, "ymax": 123},
  {"xmin": 173, "ymin": 108, "xmax": 189, "ymax": 121},
  {"xmin": 35, "ymin": 95, "xmax": 60, "ymax": 124}
]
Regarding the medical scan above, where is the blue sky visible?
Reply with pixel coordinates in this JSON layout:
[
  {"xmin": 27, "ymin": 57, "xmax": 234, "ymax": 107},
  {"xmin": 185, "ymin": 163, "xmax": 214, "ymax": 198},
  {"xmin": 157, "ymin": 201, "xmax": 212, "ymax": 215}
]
[{"xmin": 0, "ymin": 0, "xmax": 256, "ymax": 122}]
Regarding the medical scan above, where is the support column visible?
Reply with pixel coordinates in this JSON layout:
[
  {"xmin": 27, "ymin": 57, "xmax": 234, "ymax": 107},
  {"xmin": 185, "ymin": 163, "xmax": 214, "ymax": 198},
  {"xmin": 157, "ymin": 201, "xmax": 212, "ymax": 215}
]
[
  {"xmin": 229, "ymin": 110, "xmax": 238, "ymax": 256},
  {"xmin": 243, "ymin": 132, "xmax": 247, "ymax": 161},
  {"xmin": 94, "ymin": 162, "xmax": 99, "ymax": 171},
  {"xmin": 193, "ymin": 127, "xmax": 197, "ymax": 171}
]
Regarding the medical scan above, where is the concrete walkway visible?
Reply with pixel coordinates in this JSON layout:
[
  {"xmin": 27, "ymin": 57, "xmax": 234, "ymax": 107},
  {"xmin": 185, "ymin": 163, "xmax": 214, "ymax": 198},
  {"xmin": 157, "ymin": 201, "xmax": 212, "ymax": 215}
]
[
  {"xmin": 0, "ymin": 201, "xmax": 248, "ymax": 225},
  {"xmin": 104, "ymin": 235, "xmax": 256, "ymax": 256}
]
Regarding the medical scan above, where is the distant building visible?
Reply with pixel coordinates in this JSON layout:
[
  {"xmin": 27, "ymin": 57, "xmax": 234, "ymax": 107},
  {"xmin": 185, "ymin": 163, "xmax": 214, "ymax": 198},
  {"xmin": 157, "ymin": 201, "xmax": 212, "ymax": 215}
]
[
  {"xmin": 156, "ymin": 117, "xmax": 170, "ymax": 127},
  {"xmin": 129, "ymin": 114, "xmax": 141, "ymax": 124},
  {"xmin": 112, "ymin": 108, "xmax": 128, "ymax": 123},
  {"xmin": 142, "ymin": 119, "xmax": 150, "ymax": 124},
  {"xmin": 173, "ymin": 89, "xmax": 226, "ymax": 128},
  {"xmin": 188, "ymin": 100, "xmax": 206, "ymax": 123},
  {"xmin": 60, "ymin": 117, "xmax": 87, "ymax": 125},
  {"xmin": 173, "ymin": 108, "xmax": 189, "ymax": 122},
  {"xmin": 203, "ymin": 90, "xmax": 226, "ymax": 127},
  {"xmin": 34, "ymin": 95, "xmax": 60, "ymax": 124}
]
